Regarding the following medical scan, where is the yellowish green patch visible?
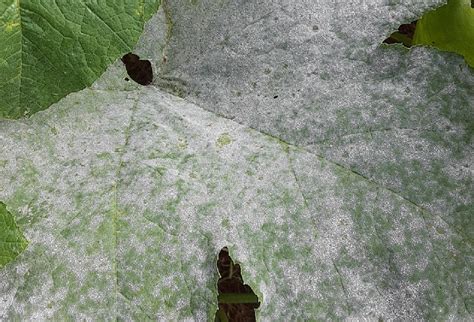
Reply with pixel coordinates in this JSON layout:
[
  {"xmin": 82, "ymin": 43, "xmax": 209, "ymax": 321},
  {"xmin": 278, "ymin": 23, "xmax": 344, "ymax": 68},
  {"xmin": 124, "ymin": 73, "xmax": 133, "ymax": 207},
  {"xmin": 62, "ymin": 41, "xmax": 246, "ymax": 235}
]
[{"xmin": 216, "ymin": 133, "xmax": 232, "ymax": 147}]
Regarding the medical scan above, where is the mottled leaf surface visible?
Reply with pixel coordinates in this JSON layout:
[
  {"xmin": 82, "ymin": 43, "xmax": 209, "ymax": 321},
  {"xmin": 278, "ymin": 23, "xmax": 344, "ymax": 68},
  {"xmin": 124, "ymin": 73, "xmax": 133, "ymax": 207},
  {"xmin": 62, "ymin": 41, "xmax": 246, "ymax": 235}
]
[
  {"xmin": 0, "ymin": 0, "xmax": 160, "ymax": 119},
  {"xmin": 0, "ymin": 0, "xmax": 473, "ymax": 320}
]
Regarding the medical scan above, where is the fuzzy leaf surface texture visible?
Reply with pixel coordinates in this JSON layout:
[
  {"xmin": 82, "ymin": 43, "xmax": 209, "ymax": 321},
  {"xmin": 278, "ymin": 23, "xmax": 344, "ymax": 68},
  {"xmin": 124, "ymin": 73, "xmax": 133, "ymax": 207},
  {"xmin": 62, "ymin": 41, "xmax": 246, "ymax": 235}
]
[{"xmin": 0, "ymin": 0, "xmax": 473, "ymax": 320}]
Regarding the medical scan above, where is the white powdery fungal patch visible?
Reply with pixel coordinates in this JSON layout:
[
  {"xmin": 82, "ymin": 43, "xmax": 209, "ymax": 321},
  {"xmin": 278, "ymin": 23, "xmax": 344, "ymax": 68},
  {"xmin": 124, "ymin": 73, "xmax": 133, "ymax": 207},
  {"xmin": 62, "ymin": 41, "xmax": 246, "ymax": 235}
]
[{"xmin": 1, "ymin": 0, "xmax": 473, "ymax": 320}]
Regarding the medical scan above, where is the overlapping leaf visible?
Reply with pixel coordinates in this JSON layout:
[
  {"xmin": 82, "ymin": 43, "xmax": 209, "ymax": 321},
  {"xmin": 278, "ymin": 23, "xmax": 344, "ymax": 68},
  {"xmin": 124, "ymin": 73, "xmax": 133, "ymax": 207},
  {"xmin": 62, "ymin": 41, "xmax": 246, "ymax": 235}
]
[
  {"xmin": 414, "ymin": 0, "xmax": 474, "ymax": 66},
  {"xmin": 0, "ymin": 0, "xmax": 160, "ymax": 118}
]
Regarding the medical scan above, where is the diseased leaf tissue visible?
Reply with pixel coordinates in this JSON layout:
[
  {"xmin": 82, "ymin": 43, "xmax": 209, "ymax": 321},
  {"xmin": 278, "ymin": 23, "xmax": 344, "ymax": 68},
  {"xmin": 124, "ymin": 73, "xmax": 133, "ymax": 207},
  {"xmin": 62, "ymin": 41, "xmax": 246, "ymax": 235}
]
[{"xmin": 0, "ymin": 0, "xmax": 472, "ymax": 320}]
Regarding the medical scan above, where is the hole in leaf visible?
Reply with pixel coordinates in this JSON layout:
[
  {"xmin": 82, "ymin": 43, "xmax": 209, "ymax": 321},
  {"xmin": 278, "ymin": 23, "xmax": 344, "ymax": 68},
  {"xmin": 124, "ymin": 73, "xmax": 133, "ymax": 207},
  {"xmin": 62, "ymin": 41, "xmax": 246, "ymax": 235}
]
[
  {"xmin": 121, "ymin": 53, "xmax": 153, "ymax": 85},
  {"xmin": 383, "ymin": 21, "xmax": 417, "ymax": 47},
  {"xmin": 215, "ymin": 247, "xmax": 260, "ymax": 322}
]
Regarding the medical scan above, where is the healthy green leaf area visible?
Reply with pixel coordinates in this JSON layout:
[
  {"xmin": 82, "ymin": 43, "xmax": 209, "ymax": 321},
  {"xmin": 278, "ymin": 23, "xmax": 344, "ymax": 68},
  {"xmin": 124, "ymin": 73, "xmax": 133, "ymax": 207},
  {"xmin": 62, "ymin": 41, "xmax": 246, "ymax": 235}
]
[
  {"xmin": 0, "ymin": 0, "xmax": 160, "ymax": 119},
  {"xmin": 0, "ymin": 0, "xmax": 473, "ymax": 320},
  {"xmin": 414, "ymin": 0, "xmax": 474, "ymax": 66},
  {"xmin": 0, "ymin": 202, "xmax": 27, "ymax": 268}
]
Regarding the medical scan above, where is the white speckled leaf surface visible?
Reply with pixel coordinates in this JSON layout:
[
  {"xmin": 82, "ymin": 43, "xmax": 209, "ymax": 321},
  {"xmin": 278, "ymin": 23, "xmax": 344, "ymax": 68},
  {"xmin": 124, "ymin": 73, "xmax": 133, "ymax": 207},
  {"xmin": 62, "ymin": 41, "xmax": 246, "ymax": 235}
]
[{"xmin": 0, "ymin": 0, "xmax": 473, "ymax": 320}]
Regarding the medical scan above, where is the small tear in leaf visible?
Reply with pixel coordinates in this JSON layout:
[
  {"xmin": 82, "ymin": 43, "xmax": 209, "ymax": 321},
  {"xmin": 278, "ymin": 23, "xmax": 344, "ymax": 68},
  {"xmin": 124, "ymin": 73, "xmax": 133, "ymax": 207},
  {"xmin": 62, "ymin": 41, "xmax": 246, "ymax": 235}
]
[
  {"xmin": 121, "ymin": 53, "xmax": 153, "ymax": 85},
  {"xmin": 215, "ymin": 247, "xmax": 260, "ymax": 322}
]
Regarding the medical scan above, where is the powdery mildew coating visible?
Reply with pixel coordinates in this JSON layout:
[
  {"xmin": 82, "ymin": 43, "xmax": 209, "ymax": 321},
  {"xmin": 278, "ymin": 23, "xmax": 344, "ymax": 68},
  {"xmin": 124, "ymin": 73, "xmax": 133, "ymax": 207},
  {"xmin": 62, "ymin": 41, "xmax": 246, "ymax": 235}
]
[{"xmin": 0, "ymin": 0, "xmax": 473, "ymax": 320}]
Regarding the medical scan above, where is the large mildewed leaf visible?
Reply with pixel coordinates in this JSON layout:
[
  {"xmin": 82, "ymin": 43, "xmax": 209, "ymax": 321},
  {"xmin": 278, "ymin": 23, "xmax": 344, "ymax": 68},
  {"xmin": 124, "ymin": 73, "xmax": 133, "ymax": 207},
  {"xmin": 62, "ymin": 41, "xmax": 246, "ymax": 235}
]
[
  {"xmin": 0, "ymin": 0, "xmax": 160, "ymax": 119},
  {"xmin": 0, "ymin": 0, "xmax": 473, "ymax": 320}
]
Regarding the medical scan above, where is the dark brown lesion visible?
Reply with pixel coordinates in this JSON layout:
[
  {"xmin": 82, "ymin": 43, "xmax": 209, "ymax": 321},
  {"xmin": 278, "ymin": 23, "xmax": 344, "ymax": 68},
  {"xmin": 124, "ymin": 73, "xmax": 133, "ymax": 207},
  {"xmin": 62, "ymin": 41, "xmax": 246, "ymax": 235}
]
[
  {"xmin": 121, "ymin": 53, "xmax": 153, "ymax": 85},
  {"xmin": 215, "ymin": 247, "xmax": 260, "ymax": 322},
  {"xmin": 383, "ymin": 21, "xmax": 417, "ymax": 47}
]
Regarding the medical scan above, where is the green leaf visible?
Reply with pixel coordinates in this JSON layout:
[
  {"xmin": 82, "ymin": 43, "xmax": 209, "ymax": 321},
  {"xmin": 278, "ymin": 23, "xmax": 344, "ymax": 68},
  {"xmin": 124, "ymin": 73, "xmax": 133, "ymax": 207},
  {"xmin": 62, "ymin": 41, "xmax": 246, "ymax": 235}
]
[
  {"xmin": 0, "ymin": 0, "xmax": 472, "ymax": 320},
  {"xmin": 0, "ymin": 0, "xmax": 160, "ymax": 119},
  {"xmin": 0, "ymin": 202, "xmax": 28, "ymax": 268},
  {"xmin": 413, "ymin": 0, "xmax": 474, "ymax": 67}
]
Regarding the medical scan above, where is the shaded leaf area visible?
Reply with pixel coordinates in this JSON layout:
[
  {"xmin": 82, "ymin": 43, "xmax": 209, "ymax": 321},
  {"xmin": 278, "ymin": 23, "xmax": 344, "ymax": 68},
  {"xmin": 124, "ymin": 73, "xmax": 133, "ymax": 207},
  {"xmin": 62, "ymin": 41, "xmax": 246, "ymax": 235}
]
[
  {"xmin": 215, "ymin": 247, "xmax": 260, "ymax": 322},
  {"xmin": 0, "ymin": 202, "xmax": 28, "ymax": 268},
  {"xmin": 121, "ymin": 53, "xmax": 153, "ymax": 85}
]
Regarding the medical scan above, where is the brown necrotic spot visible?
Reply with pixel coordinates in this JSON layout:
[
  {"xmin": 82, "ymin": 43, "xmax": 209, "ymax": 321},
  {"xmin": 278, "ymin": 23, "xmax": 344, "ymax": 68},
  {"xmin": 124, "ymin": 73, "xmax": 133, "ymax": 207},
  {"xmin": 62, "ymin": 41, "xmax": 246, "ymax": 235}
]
[{"xmin": 121, "ymin": 53, "xmax": 153, "ymax": 85}]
